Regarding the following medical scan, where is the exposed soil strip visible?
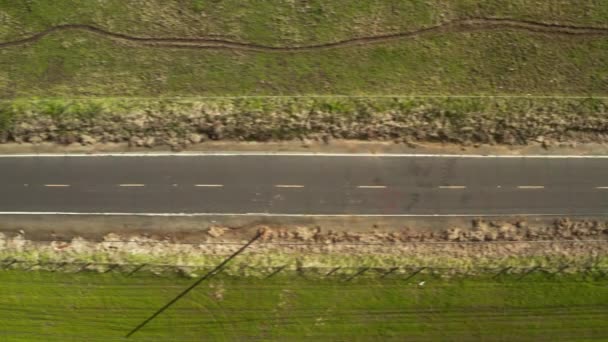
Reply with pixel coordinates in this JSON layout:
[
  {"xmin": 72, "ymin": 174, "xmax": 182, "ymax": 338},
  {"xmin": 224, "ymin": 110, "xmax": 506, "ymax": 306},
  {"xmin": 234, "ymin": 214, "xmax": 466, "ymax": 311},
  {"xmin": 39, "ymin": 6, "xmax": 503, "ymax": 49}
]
[{"xmin": 1, "ymin": 18, "xmax": 607, "ymax": 52}]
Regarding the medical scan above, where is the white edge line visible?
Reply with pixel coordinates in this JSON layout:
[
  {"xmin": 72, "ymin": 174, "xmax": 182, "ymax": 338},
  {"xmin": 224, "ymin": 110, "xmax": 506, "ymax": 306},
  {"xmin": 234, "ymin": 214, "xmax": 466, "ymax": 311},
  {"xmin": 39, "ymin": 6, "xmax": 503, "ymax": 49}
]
[
  {"xmin": 1, "ymin": 152, "xmax": 608, "ymax": 158},
  {"xmin": 0, "ymin": 212, "xmax": 604, "ymax": 217}
]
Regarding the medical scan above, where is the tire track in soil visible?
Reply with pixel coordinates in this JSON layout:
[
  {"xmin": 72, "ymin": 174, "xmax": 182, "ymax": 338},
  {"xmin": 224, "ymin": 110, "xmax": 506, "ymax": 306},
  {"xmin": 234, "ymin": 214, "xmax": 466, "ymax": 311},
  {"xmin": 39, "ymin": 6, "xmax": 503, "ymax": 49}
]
[{"xmin": 0, "ymin": 18, "xmax": 607, "ymax": 52}]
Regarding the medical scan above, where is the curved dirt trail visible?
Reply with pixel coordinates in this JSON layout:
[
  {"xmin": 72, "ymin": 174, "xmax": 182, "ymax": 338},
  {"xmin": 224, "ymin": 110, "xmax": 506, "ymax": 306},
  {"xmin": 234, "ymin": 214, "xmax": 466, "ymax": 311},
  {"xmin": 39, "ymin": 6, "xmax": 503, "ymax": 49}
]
[{"xmin": 0, "ymin": 18, "xmax": 607, "ymax": 52}]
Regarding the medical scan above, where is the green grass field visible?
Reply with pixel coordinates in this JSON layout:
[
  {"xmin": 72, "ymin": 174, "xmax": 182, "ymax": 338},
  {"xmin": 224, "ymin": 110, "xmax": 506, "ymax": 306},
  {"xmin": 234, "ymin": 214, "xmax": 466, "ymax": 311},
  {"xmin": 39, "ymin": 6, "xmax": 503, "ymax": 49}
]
[
  {"xmin": 1, "ymin": 270, "xmax": 607, "ymax": 341},
  {"xmin": 0, "ymin": 1, "xmax": 607, "ymax": 97}
]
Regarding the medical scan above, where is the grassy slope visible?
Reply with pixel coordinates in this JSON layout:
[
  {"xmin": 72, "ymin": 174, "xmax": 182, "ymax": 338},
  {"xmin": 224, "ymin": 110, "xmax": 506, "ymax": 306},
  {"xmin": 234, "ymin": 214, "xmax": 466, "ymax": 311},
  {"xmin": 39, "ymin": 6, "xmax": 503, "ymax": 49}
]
[
  {"xmin": 0, "ymin": 1, "xmax": 607, "ymax": 97},
  {"xmin": 0, "ymin": 30, "xmax": 606, "ymax": 98},
  {"xmin": 1, "ymin": 0, "xmax": 608, "ymax": 43},
  {"xmin": 1, "ymin": 271, "xmax": 607, "ymax": 341}
]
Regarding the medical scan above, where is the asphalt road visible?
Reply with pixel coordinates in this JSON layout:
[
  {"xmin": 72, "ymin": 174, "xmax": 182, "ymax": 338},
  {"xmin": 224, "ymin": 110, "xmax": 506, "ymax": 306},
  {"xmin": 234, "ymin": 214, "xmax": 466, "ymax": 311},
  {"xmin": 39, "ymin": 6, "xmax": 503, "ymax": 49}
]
[{"xmin": 0, "ymin": 154, "xmax": 607, "ymax": 216}]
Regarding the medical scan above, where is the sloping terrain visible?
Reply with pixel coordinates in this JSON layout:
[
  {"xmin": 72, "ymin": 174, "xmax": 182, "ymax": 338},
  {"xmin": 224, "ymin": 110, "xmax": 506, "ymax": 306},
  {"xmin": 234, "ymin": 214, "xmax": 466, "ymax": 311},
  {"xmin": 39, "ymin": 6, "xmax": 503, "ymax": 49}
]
[
  {"xmin": 2, "ymin": 0, "xmax": 608, "ymax": 44},
  {"xmin": 2, "ymin": 19, "xmax": 608, "ymax": 51},
  {"xmin": 0, "ymin": 1, "xmax": 607, "ymax": 97}
]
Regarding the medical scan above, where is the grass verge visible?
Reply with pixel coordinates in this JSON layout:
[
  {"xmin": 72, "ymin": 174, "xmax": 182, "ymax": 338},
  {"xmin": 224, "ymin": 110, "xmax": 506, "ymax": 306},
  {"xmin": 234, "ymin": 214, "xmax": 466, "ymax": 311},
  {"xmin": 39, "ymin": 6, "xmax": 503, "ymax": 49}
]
[{"xmin": 1, "ymin": 270, "xmax": 607, "ymax": 341}]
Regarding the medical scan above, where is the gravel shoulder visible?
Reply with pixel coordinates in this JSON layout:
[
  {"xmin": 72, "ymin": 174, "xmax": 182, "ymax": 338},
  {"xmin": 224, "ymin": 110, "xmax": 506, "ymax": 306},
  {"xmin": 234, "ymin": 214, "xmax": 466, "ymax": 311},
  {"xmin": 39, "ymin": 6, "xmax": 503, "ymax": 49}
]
[{"xmin": 1, "ymin": 140, "xmax": 608, "ymax": 156}]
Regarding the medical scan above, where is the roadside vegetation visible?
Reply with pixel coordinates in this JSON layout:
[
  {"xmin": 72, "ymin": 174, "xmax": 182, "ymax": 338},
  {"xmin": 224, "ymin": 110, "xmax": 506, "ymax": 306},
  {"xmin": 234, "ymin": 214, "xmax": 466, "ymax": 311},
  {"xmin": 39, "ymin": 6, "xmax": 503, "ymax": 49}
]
[
  {"xmin": 1, "ymin": 97, "xmax": 607, "ymax": 148},
  {"xmin": 2, "ymin": 220, "xmax": 608, "ymax": 275}
]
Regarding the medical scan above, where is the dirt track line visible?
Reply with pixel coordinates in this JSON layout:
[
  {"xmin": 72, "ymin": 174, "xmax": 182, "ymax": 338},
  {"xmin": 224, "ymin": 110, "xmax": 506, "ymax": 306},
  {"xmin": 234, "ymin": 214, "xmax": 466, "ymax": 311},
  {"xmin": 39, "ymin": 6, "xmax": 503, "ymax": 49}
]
[{"xmin": 1, "ymin": 18, "xmax": 607, "ymax": 52}]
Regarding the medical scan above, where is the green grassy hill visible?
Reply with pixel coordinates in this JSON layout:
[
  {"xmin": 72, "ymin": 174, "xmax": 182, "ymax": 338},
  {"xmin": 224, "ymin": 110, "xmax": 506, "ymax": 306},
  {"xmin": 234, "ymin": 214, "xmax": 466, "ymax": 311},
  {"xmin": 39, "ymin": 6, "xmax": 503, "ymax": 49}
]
[{"xmin": 0, "ymin": 0, "xmax": 607, "ymax": 97}]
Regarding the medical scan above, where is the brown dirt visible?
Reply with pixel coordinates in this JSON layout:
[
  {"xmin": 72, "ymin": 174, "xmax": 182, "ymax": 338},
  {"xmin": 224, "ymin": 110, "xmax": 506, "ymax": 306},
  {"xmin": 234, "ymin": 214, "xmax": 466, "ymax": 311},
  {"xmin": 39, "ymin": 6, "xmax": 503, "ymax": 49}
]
[
  {"xmin": 2, "ymin": 219, "xmax": 607, "ymax": 276},
  {"xmin": 2, "ymin": 216, "xmax": 607, "ymax": 274},
  {"xmin": 0, "ymin": 140, "xmax": 607, "ymax": 156},
  {"xmin": 3, "ymin": 217, "xmax": 607, "ymax": 244}
]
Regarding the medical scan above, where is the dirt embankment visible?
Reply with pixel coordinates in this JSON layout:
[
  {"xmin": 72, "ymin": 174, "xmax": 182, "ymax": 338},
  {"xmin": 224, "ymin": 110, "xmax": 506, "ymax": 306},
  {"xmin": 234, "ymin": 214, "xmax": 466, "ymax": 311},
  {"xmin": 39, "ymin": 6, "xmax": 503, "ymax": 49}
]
[
  {"xmin": 2, "ymin": 98, "xmax": 608, "ymax": 150},
  {"xmin": 256, "ymin": 218, "xmax": 608, "ymax": 243},
  {"xmin": 2, "ymin": 219, "xmax": 607, "ymax": 276}
]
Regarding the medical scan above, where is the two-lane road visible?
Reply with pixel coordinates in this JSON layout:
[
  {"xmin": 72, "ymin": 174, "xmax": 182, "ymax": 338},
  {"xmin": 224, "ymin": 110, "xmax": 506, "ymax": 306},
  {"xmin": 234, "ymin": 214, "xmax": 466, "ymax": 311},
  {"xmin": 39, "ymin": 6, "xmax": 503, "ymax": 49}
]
[{"xmin": 0, "ymin": 153, "xmax": 607, "ymax": 216}]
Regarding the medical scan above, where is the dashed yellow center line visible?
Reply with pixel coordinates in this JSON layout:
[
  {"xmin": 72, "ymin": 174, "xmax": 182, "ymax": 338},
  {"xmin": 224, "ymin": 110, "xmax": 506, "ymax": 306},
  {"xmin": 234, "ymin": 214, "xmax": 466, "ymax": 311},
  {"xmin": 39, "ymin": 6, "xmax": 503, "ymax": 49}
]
[
  {"xmin": 119, "ymin": 184, "xmax": 145, "ymax": 187},
  {"xmin": 194, "ymin": 184, "xmax": 224, "ymax": 188},
  {"xmin": 44, "ymin": 184, "xmax": 70, "ymax": 187},
  {"xmin": 357, "ymin": 185, "xmax": 387, "ymax": 189},
  {"xmin": 517, "ymin": 186, "xmax": 545, "ymax": 189},
  {"xmin": 275, "ymin": 185, "xmax": 305, "ymax": 188},
  {"xmin": 438, "ymin": 185, "xmax": 466, "ymax": 189}
]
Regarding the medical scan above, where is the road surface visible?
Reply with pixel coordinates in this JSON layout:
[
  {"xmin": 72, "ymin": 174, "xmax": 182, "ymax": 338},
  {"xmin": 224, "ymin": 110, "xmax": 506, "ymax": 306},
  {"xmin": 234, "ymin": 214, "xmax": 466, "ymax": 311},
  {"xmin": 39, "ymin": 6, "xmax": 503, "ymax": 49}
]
[{"xmin": 0, "ymin": 153, "xmax": 606, "ymax": 216}]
